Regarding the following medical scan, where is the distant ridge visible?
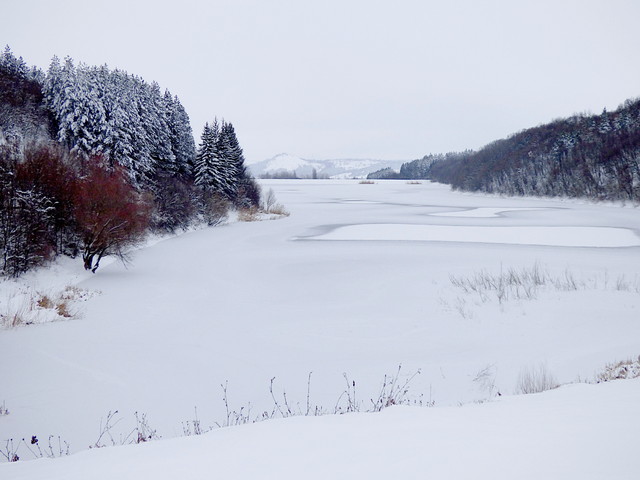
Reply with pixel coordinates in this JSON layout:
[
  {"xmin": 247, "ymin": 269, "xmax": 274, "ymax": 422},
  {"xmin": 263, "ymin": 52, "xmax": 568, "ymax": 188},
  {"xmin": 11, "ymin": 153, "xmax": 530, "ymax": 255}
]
[
  {"xmin": 248, "ymin": 153, "xmax": 408, "ymax": 179},
  {"xmin": 371, "ymin": 97, "xmax": 640, "ymax": 202}
]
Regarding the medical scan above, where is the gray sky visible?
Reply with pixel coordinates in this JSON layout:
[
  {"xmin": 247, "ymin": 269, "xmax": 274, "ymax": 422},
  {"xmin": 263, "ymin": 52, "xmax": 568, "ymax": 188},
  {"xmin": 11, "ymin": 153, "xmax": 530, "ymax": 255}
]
[{"xmin": 4, "ymin": 0, "xmax": 640, "ymax": 163}]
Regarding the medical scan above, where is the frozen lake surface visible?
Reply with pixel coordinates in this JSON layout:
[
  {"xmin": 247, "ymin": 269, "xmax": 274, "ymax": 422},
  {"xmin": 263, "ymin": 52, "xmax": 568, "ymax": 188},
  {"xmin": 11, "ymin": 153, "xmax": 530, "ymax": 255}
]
[{"xmin": 1, "ymin": 179, "xmax": 639, "ymax": 463}]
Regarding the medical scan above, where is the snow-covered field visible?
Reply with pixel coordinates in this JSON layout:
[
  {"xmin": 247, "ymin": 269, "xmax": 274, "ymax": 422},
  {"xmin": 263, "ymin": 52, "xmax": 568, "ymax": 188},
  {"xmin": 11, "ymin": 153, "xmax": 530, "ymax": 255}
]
[{"xmin": 2, "ymin": 179, "xmax": 640, "ymax": 477}]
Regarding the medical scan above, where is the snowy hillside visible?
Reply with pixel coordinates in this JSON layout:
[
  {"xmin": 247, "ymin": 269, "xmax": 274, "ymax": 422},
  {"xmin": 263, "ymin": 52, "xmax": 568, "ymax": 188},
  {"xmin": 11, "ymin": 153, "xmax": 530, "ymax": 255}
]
[
  {"xmin": 1, "ymin": 180, "xmax": 640, "ymax": 476},
  {"xmin": 248, "ymin": 153, "xmax": 407, "ymax": 178}
]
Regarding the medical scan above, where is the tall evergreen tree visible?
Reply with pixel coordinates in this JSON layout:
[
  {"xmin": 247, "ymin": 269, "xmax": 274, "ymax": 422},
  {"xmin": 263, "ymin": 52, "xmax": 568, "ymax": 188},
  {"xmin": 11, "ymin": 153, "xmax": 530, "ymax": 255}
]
[
  {"xmin": 215, "ymin": 121, "xmax": 241, "ymax": 198},
  {"xmin": 0, "ymin": 46, "xmax": 28, "ymax": 77},
  {"xmin": 164, "ymin": 91, "xmax": 196, "ymax": 178},
  {"xmin": 194, "ymin": 122, "xmax": 217, "ymax": 188}
]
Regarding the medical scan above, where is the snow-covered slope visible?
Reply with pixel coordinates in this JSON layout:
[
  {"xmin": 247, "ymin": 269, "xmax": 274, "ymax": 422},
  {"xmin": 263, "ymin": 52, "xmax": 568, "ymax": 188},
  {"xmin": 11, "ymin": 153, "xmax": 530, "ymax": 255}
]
[
  {"xmin": 4, "ymin": 379, "xmax": 640, "ymax": 479},
  {"xmin": 248, "ymin": 153, "xmax": 406, "ymax": 179}
]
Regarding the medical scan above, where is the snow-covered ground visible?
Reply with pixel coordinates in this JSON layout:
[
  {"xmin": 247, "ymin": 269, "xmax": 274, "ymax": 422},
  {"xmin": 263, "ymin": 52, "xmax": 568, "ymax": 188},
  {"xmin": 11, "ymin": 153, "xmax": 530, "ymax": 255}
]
[{"xmin": 1, "ymin": 179, "xmax": 639, "ymax": 477}]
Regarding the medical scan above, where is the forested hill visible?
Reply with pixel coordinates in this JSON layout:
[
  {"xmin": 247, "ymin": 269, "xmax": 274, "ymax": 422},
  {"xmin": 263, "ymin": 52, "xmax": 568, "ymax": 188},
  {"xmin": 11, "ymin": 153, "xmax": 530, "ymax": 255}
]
[{"xmin": 378, "ymin": 99, "xmax": 640, "ymax": 202}]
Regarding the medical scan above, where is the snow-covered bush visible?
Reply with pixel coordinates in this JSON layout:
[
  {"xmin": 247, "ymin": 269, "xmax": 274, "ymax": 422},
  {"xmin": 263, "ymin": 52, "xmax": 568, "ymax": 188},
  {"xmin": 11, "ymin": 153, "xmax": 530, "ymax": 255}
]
[
  {"xmin": 199, "ymin": 192, "xmax": 230, "ymax": 227},
  {"xmin": 235, "ymin": 174, "xmax": 261, "ymax": 209},
  {"xmin": 262, "ymin": 188, "xmax": 289, "ymax": 216},
  {"xmin": 1, "ymin": 284, "xmax": 92, "ymax": 329},
  {"xmin": 0, "ymin": 288, "xmax": 31, "ymax": 328},
  {"xmin": 0, "ymin": 144, "xmax": 57, "ymax": 276},
  {"xmin": 1, "ymin": 142, "xmax": 79, "ymax": 276},
  {"xmin": 149, "ymin": 174, "xmax": 198, "ymax": 233},
  {"xmin": 263, "ymin": 188, "xmax": 277, "ymax": 213},
  {"xmin": 595, "ymin": 357, "xmax": 640, "ymax": 383},
  {"xmin": 267, "ymin": 203, "xmax": 290, "ymax": 216}
]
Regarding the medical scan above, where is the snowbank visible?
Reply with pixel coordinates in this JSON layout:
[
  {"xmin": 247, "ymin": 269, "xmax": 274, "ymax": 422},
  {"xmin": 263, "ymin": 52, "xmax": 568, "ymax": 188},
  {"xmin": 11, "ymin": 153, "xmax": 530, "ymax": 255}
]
[{"xmin": 4, "ymin": 379, "xmax": 640, "ymax": 479}]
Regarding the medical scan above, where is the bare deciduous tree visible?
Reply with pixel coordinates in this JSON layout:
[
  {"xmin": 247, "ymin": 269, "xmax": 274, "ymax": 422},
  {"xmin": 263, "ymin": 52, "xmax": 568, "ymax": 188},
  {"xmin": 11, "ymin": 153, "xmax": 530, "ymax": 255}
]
[{"xmin": 74, "ymin": 157, "xmax": 150, "ymax": 272}]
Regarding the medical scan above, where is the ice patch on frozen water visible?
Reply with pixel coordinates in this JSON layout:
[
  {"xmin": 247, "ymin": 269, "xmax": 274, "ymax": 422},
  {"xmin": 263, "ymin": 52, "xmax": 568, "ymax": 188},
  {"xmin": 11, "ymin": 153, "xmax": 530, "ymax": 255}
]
[
  {"xmin": 336, "ymin": 199, "xmax": 380, "ymax": 204},
  {"xmin": 305, "ymin": 224, "xmax": 640, "ymax": 248},
  {"xmin": 431, "ymin": 207, "xmax": 550, "ymax": 218}
]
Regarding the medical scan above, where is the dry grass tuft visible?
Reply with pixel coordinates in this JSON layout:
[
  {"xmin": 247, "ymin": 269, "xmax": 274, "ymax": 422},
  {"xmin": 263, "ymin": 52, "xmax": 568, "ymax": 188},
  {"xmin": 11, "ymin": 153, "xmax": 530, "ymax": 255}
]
[
  {"xmin": 37, "ymin": 295, "xmax": 54, "ymax": 309},
  {"xmin": 0, "ymin": 295, "xmax": 29, "ymax": 328},
  {"xmin": 267, "ymin": 204, "xmax": 290, "ymax": 216},
  {"xmin": 515, "ymin": 364, "xmax": 559, "ymax": 395},
  {"xmin": 238, "ymin": 207, "xmax": 261, "ymax": 222},
  {"xmin": 4, "ymin": 311, "xmax": 25, "ymax": 328},
  {"xmin": 449, "ymin": 264, "xmax": 639, "ymax": 307},
  {"xmin": 60, "ymin": 285, "xmax": 83, "ymax": 299},
  {"xmin": 55, "ymin": 301, "xmax": 72, "ymax": 318}
]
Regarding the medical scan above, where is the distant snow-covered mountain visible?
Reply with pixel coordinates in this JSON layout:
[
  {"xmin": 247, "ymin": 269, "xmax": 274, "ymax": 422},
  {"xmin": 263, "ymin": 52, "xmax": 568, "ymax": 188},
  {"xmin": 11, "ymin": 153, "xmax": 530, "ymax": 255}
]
[{"xmin": 248, "ymin": 153, "xmax": 407, "ymax": 179}]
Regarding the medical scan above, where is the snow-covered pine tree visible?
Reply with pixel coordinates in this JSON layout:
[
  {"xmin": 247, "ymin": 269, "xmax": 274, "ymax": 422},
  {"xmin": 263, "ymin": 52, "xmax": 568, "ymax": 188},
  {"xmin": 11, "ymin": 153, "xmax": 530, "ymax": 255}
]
[
  {"xmin": 44, "ymin": 56, "xmax": 78, "ymax": 149},
  {"xmin": 217, "ymin": 120, "xmax": 259, "ymax": 205},
  {"xmin": 208, "ymin": 118, "xmax": 238, "ymax": 196},
  {"xmin": 165, "ymin": 91, "xmax": 196, "ymax": 178},
  {"xmin": 68, "ymin": 64, "xmax": 106, "ymax": 158},
  {"xmin": 104, "ymin": 69, "xmax": 137, "ymax": 174},
  {"xmin": 194, "ymin": 122, "xmax": 216, "ymax": 188},
  {"xmin": 126, "ymin": 76, "xmax": 155, "ymax": 185},
  {"xmin": 0, "ymin": 46, "xmax": 28, "ymax": 78},
  {"xmin": 142, "ymin": 81, "xmax": 175, "ymax": 176},
  {"xmin": 215, "ymin": 120, "xmax": 241, "ymax": 199},
  {"xmin": 223, "ymin": 122, "xmax": 246, "ymax": 177}
]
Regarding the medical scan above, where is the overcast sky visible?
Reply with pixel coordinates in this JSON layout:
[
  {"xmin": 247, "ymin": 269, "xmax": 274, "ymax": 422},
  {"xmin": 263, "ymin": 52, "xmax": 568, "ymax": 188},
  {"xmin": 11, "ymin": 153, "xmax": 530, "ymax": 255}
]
[{"xmin": 4, "ymin": 0, "xmax": 640, "ymax": 163}]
